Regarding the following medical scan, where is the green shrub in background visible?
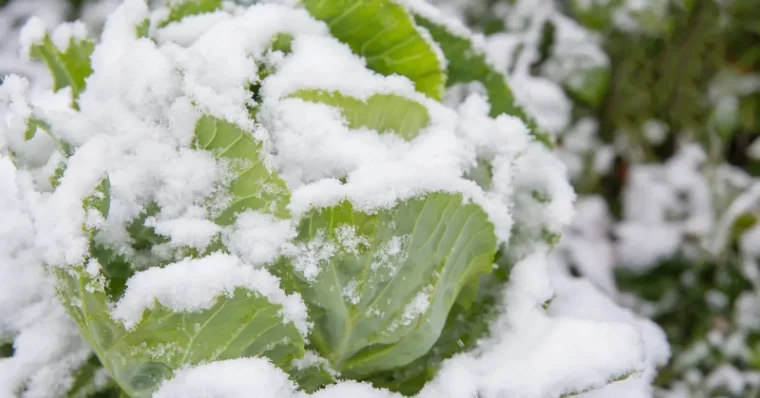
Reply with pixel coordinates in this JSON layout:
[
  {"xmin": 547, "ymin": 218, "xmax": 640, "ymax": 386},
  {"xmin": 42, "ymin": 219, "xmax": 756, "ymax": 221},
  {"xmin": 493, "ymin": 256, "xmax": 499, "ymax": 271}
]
[
  {"xmin": 434, "ymin": 0, "xmax": 760, "ymax": 396},
  {"xmin": 570, "ymin": 2, "xmax": 760, "ymax": 396}
]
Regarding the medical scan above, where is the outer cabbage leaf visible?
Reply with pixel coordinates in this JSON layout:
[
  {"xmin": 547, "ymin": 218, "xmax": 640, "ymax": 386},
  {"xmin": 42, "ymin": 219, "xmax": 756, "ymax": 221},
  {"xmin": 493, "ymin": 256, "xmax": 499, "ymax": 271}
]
[
  {"xmin": 410, "ymin": 13, "xmax": 553, "ymax": 147},
  {"xmin": 301, "ymin": 0, "xmax": 446, "ymax": 100},
  {"xmin": 193, "ymin": 115, "xmax": 291, "ymax": 224},
  {"xmin": 29, "ymin": 34, "xmax": 94, "ymax": 109},
  {"xmin": 361, "ymin": 267, "xmax": 508, "ymax": 395},
  {"xmin": 274, "ymin": 193, "xmax": 497, "ymax": 377},
  {"xmin": 55, "ymin": 176, "xmax": 305, "ymax": 397},
  {"xmin": 56, "ymin": 266, "xmax": 305, "ymax": 398},
  {"xmin": 291, "ymin": 89, "xmax": 430, "ymax": 140}
]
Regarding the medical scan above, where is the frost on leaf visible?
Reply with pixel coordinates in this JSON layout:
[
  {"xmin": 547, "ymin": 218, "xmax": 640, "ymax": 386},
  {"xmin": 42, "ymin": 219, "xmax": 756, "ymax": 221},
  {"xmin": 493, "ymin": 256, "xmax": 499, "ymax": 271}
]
[
  {"xmin": 193, "ymin": 115, "xmax": 291, "ymax": 223},
  {"xmin": 274, "ymin": 193, "xmax": 497, "ymax": 377}
]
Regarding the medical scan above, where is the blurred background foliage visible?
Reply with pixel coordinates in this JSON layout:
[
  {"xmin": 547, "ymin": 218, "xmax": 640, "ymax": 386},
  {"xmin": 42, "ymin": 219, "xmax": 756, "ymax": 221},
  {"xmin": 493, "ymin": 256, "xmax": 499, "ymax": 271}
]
[{"xmin": 445, "ymin": 0, "xmax": 760, "ymax": 396}]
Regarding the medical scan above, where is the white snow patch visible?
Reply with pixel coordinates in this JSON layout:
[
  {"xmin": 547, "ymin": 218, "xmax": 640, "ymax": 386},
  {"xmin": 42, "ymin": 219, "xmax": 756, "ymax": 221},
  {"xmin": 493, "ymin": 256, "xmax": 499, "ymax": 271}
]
[
  {"xmin": 224, "ymin": 211, "xmax": 294, "ymax": 267},
  {"xmin": 50, "ymin": 21, "xmax": 89, "ymax": 52},
  {"xmin": 112, "ymin": 252, "xmax": 310, "ymax": 335}
]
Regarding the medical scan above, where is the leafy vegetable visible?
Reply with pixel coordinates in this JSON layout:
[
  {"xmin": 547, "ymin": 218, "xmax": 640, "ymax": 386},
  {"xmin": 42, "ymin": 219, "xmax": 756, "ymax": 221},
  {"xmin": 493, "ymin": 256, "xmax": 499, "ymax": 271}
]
[
  {"xmin": 291, "ymin": 89, "xmax": 430, "ymax": 140},
  {"xmin": 8, "ymin": 1, "xmax": 580, "ymax": 396},
  {"xmin": 193, "ymin": 115, "xmax": 291, "ymax": 223},
  {"xmin": 57, "ymin": 264, "xmax": 305, "ymax": 397},
  {"xmin": 28, "ymin": 34, "xmax": 94, "ymax": 108},
  {"xmin": 55, "ymin": 180, "xmax": 305, "ymax": 397},
  {"xmin": 360, "ymin": 262, "xmax": 507, "ymax": 395},
  {"xmin": 302, "ymin": 0, "xmax": 446, "ymax": 100},
  {"xmin": 274, "ymin": 193, "xmax": 497, "ymax": 376}
]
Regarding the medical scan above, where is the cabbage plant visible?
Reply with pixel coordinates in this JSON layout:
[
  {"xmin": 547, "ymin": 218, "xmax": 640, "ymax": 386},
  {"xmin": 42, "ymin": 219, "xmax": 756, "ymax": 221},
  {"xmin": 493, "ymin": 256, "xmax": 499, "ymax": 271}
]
[{"xmin": 0, "ymin": 0, "xmax": 645, "ymax": 397}]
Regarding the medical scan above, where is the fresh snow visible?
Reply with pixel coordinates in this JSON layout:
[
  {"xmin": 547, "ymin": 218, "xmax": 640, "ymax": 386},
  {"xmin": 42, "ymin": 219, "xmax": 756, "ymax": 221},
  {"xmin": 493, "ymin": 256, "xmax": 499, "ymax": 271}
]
[
  {"xmin": 112, "ymin": 252, "xmax": 311, "ymax": 335},
  {"xmin": 0, "ymin": 156, "xmax": 91, "ymax": 397}
]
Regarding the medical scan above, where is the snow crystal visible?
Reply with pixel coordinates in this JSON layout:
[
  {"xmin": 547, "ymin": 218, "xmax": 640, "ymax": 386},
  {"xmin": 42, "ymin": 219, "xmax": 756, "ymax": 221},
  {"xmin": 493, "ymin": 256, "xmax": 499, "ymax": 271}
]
[
  {"xmin": 370, "ymin": 235, "xmax": 409, "ymax": 272},
  {"xmin": 342, "ymin": 280, "xmax": 361, "ymax": 305},
  {"xmin": 399, "ymin": 286, "xmax": 432, "ymax": 327},
  {"xmin": 224, "ymin": 211, "xmax": 294, "ymax": 267},
  {"xmin": 148, "ymin": 217, "xmax": 221, "ymax": 250},
  {"xmin": 285, "ymin": 229, "xmax": 338, "ymax": 281},
  {"xmin": 334, "ymin": 225, "xmax": 370, "ymax": 255}
]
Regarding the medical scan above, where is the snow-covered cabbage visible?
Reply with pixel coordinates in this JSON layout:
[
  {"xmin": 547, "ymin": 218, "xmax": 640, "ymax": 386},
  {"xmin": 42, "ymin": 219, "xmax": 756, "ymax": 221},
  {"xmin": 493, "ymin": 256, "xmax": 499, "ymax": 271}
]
[{"xmin": 1, "ymin": 0, "xmax": 655, "ymax": 397}]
